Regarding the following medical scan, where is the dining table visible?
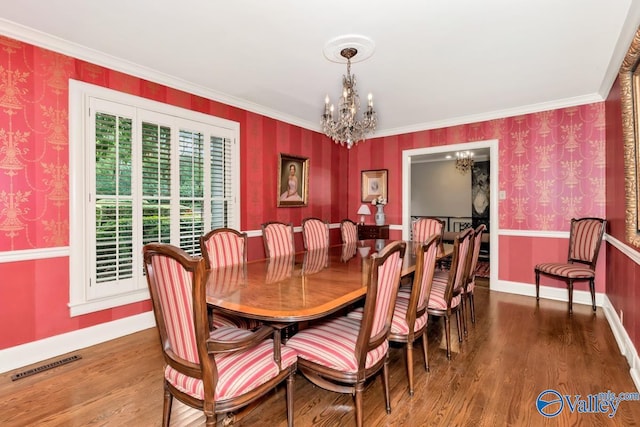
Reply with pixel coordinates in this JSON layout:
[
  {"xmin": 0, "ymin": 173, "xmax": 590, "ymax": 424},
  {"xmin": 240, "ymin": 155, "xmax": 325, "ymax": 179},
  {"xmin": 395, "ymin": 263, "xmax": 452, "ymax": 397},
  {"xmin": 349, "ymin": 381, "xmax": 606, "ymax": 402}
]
[{"xmin": 205, "ymin": 239, "xmax": 453, "ymax": 324}]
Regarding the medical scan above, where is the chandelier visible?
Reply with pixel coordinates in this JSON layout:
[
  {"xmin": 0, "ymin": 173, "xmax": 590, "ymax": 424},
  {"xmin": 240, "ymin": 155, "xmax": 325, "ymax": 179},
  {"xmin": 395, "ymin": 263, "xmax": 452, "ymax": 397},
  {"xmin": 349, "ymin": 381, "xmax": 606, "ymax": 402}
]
[
  {"xmin": 321, "ymin": 47, "xmax": 377, "ymax": 149},
  {"xmin": 455, "ymin": 151, "xmax": 475, "ymax": 174}
]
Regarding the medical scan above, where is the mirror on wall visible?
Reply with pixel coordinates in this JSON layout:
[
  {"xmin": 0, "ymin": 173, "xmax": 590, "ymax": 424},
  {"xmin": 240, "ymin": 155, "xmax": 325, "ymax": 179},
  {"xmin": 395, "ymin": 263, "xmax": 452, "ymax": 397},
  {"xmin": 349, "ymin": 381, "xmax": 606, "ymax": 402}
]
[{"xmin": 619, "ymin": 26, "xmax": 640, "ymax": 249}]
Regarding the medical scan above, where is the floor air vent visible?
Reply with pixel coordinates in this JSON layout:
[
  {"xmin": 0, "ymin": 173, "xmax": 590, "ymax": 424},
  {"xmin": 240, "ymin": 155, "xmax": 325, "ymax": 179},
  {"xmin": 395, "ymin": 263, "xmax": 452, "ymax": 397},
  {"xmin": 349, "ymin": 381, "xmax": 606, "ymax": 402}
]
[{"xmin": 11, "ymin": 355, "xmax": 82, "ymax": 381}]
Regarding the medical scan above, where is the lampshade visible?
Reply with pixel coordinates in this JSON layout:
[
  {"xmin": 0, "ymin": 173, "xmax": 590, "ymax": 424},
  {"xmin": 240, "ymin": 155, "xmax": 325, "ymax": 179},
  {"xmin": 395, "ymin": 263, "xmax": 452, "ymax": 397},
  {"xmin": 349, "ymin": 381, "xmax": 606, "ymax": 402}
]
[
  {"xmin": 357, "ymin": 204, "xmax": 371, "ymax": 224},
  {"xmin": 357, "ymin": 204, "xmax": 371, "ymax": 215}
]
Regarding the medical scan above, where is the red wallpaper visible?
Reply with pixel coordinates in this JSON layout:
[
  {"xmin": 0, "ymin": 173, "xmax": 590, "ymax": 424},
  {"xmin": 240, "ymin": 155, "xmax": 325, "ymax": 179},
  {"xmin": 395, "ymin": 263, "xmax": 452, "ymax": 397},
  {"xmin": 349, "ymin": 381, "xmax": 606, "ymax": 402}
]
[
  {"xmin": 348, "ymin": 105, "xmax": 606, "ymax": 231},
  {"xmin": 0, "ymin": 33, "xmax": 616, "ymax": 350},
  {"xmin": 605, "ymin": 76, "xmax": 640, "ymax": 353},
  {"xmin": 0, "ymin": 36, "xmax": 349, "ymax": 349}
]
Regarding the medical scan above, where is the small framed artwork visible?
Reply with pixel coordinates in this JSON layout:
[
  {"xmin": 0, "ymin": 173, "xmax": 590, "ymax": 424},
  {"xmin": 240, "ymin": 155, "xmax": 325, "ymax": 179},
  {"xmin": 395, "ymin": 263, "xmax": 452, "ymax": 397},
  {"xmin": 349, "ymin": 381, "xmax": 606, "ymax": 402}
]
[
  {"xmin": 361, "ymin": 169, "xmax": 388, "ymax": 202},
  {"xmin": 277, "ymin": 153, "xmax": 309, "ymax": 207}
]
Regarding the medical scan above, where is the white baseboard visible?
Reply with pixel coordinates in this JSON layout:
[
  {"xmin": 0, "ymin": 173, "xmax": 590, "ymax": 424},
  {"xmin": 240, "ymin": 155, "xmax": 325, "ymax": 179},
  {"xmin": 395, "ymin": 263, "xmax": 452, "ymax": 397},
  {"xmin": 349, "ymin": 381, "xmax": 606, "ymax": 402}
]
[
  {"xmin": 603, "ymin": 295, "xmax": 640, "ymax": 393},
  {"xmin": 0, "ymin": 311, "xmax": 156, "ymax": 374},
  {"xmin": 491, "ymin": 279, "xmax": 605, "ymax": 307}
]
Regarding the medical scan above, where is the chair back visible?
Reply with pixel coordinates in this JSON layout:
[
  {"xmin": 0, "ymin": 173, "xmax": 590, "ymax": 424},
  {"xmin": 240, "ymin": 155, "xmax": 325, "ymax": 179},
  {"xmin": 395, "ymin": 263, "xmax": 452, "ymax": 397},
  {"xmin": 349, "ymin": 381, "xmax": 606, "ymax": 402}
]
[
  {"xmin": 262, "ymin": 221, "xmax": 295, "ymax": 258},
  {"xmin": 467, "ymin": 224, "xmax": 487, "ymax": 283},
  {"xmin": 302, "ymin": 217, "xmax": 330, "ymax": 250},
  {"xmin": 143, "ymin": 243, "xmax": 214, "ymax": 400},
  {"xmin": 356, "ymin": 241, "xmax": 406, "ymax": 368},
  {"xmin": 567, "ymin": 217, "xmax": 606, "ymax": 268},
  {"xmin": 412, "ymin": 217, "xmax": 445, "ymax": 244},
  {"xmin": 443, "ymin": 228, "xmax": 474, "ymax": 302},
  {"xmin": 409, "ymin": 234, "xmax": 441, "ymax": 323},
  {"xmin": 340, "ymin": 219, "xmax": 358, "ymax": 244},
  {"xmin": 199, "ymin": 227, "xmax": 247, "ymax": 269}
]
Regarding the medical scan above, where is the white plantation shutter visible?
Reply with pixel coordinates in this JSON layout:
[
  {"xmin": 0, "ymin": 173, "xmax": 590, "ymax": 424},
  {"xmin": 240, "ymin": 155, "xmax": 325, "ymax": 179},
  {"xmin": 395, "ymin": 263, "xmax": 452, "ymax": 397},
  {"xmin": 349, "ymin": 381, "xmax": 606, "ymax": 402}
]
[
  {"xmin": 210, "ymin": 135, "xmax": 234, "ymax": 229},
  {"xmin": 69, "ymin": 81, "xmax": 239, "ymax": 315},
  {"xmin": 178, "ymin": 129, "xmax": 206, "ymax": 255}
]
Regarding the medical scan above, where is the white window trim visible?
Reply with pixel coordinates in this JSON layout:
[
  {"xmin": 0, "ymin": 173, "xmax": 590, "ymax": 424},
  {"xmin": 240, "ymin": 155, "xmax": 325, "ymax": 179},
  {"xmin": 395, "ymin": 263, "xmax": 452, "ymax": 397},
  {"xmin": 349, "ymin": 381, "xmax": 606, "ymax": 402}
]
[{"xmin": 68, "ymin": 79, "xmax": 240, "ymax": 317}]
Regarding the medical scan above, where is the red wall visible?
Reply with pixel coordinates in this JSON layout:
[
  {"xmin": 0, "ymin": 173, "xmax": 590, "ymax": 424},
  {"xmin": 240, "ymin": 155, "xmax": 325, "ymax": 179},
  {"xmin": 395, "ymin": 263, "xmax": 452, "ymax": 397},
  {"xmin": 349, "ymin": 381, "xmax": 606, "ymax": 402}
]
[
  {"xmin": 0, "ymin": 34, "xmax": 614, "ymax": 351},
  {"xmin": 347, "ymin": 105, "xmax": 606, "ymax": 292},
  {"xmin": 0, "ymin": 37, "xmax": 349, "ymax": 349},
  {"xmin": 605, "ymin": 76, "xmax": 640, "ymax": 353}
]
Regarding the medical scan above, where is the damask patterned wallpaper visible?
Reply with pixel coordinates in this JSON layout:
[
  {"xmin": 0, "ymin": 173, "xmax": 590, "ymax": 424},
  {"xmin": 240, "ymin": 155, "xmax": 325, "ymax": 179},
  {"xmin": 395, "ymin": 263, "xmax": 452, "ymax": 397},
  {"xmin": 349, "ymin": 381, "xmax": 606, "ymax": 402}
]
[
  {"xmin": 348, "ymin": 104, "xmax": 606, "ymax": 231},
  {"xmin": 0, "ymin": 36, "xmax": 70, "ymax": 251}
]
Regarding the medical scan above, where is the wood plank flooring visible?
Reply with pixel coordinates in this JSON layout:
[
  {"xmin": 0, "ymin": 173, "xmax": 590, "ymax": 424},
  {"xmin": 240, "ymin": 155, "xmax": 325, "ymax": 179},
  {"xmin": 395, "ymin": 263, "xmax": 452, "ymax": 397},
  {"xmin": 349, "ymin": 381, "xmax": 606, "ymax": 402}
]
[{"xmin": 2, "ymin": 283, "xmax": 639, "ymax": 426}]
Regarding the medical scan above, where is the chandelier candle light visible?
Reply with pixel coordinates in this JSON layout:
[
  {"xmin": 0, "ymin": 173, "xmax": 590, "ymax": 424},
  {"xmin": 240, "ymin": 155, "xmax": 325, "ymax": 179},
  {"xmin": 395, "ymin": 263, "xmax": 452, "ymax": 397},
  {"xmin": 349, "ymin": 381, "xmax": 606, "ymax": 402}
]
[
  {"xmin": 321, "ymin": 47, "xmax": 377, "ymax": 149},
  {"xmin": 455, "ymin": 150, "xmax": 475, "ymax": 174}
]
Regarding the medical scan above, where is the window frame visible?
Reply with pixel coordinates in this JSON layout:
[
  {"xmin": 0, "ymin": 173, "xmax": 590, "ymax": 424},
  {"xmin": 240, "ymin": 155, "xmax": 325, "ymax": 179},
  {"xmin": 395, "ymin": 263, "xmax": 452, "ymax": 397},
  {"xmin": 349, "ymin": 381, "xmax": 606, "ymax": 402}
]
[{"xmin": 69, "ymin": 80, "xmax": 240, "ymax": 316}]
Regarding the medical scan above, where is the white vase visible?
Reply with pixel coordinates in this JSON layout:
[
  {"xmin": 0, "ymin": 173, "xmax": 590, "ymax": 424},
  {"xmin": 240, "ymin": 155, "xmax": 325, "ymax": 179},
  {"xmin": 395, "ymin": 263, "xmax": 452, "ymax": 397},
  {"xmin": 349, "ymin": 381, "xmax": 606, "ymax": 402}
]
[{"xmin": 374, "ymin": 204, "xmax": 385, "ymax": 226}]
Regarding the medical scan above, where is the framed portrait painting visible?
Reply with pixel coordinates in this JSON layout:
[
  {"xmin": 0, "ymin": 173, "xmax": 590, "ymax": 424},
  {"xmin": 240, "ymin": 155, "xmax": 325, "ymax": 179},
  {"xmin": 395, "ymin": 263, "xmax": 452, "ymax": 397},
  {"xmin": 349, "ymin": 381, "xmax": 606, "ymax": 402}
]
[
  {"xmin": 277, "ymin": 153, "xmax": 309, "ymax": 207},
  {"xmin": 361, "ymin": 169, "xmax": 388, "ymax": 202}
]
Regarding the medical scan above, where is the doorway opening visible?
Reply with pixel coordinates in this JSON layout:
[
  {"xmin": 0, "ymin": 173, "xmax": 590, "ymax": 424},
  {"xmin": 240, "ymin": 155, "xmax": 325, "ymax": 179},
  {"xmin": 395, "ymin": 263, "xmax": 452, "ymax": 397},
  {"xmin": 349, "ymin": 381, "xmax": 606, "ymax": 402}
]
[{"xmin": 401, "ymin": 139, "xmax": 499, "ymax": 288}]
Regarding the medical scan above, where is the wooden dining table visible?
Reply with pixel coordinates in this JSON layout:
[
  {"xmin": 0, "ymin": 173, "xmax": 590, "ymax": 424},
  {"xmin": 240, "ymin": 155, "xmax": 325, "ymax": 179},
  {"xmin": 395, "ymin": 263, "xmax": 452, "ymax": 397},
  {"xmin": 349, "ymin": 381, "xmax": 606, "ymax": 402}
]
[{"xmin": 205, "ymin": 239, "xmax": 453, "ymax": 324}]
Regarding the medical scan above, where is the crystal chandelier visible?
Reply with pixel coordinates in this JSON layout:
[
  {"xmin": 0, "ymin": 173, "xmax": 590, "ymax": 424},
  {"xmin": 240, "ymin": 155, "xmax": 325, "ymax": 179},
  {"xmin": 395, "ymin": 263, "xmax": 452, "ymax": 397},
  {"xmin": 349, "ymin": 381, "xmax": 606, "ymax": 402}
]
[
  {"xmin": 321, "ymin": 47, "xmax": 377, "ymax": 149},
  {"xmin": 455, "ymin": 151, "xmax": 475, "ymax": 174}
]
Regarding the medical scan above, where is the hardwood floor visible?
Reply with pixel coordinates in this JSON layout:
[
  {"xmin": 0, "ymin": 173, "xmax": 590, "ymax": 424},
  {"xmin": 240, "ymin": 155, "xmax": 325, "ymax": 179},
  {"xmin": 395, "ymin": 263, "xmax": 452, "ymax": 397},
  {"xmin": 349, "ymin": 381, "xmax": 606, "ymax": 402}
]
[{"xmin": 2, "ymin": 286, "xmax": 639, "ymax": 426}]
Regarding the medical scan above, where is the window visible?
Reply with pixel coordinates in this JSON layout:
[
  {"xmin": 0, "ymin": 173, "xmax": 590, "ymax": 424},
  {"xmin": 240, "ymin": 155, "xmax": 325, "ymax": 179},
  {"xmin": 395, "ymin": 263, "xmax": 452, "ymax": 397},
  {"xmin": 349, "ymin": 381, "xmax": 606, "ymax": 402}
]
[{"xmin": 69, "ymin": 80, "xmax": 239, "ymax": 316}]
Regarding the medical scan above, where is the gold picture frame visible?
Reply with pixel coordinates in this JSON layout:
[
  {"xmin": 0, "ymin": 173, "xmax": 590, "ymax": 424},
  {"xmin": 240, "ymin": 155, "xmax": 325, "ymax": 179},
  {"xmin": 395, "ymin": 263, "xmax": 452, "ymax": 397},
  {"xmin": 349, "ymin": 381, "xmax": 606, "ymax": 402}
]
[
  {"xmin": 619, "ymin": 26, "xmax": 640, "ymax": 248},
  {"xmin": 361, "ymin": 169, "xmax": 388, "ymax": 203},
  {"xmin": 277, "ymin": 153, "xmax": 309, "ymax": 207}
]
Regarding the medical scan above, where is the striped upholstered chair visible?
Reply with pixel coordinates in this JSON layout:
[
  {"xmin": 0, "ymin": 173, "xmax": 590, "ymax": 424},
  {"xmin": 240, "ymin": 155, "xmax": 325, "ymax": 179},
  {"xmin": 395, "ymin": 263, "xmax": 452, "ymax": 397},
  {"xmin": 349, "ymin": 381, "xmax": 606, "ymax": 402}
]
[
  {"xmin": 389, "ymin": 234, "xmax": 440, "ymax": 396},
  {"xmin": 465, "ymin": 224, "xmax": 487, "ymax": 324},
  {"xmin": 302, "ymin": 217, "xmax": 330, "ymax": 250},
  {"xmin": 426, "ymin": 227, "xmax": 473, "ymax": 359},
  {"xmin": 262, "ymin": 221, "xmax": 295, "ymax": 258},
  {"xmin": 535, "ymin": 217, "xmax": 606, "ymax": 313},
  {"xmin": 411, "ymin": 217, "xmax": 445, "ymax": 244},
  {"xmin": 142, "ymin": 243, "xmax": 297, "ymax": 427},
  {"xmin": 199, "ymin": 228, "xmax": 260, "ymax": 330},
  {"xmin": 286, "ymin": 241, "xmax": 406, "ymax": 427},
  {"xmin": 340, "ymin": 218, "xmax": 359, "ymax": 244}
]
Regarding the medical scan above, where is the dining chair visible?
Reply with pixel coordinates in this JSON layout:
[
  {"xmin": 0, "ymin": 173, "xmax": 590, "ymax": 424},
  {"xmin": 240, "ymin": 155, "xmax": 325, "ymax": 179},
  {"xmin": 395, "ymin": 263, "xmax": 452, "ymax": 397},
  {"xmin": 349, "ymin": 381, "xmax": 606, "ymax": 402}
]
[
  {"xmin": 535, "ymin": 217, "xmax": 606, "ymax": 313},
  {"xmin": 411, "ymin": 217, "xmax": 445, "ymax": 244},
  {"xmin": 286, "ymin": 241, "xmax": 406, "ymax": 427},
  {"xmin": 142, "ymin": 243, "xmax": 297, "ymax": 427},
  {"xmin": 262, "ymin": 221, "xmax": 295, "ymax": 258},
  {"xmin": 427, "ymin": 227, "xmax": 473, "ymax": 359},
  {"xmin": 465, "ymin": 223, "xmax": 487, "ymax": 324},
  {"xmin": 340, "ymin": 218, "xmax": 359, "ymax": 244},
  {"xmin": 199, "ymin": 228, "xmax": 260, "ymax": 330},
  {"xmin": 302, "ymin": 217, "xmax": 330, "ymax": 250},
  {"xmin": 389, "ymin": 234, "xmax": 440, "ymax": 396}
]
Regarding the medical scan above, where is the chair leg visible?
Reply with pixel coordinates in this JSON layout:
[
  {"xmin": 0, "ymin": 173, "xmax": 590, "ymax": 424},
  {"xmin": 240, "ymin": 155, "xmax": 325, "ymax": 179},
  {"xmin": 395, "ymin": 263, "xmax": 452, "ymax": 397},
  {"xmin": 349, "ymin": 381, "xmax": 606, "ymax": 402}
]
[
  {"xmin": 286, "ymin": 372, "xmax": 295, "ymax": 427},
  {"xmin": 406, "ymin": 342, "xmax": 414, "ymax": 396},
  {"xmin": 469, "ymin": 292, "xmax": 476, "ymax": 324},
  {"xmin": 163, "ymin": 382, "xmax": 172, "ymax": 427},
  {"xmin": 382, "ymin": 358, "xmax": 391, "ymax": 413},
  {"xmin": 535, "ymin": 270, "xmax": 540, "ymax": 301},
  {"xmin": 421, "ymin": 330, "xmax": 429, "ymax": 372},
  {"xmin": 568, "ymin": 280, "xmax": 574, "ymax": 314},
  {"xmin": 460, "ymin": 295, "xmax": 468, "ymax": 336},
  {"xmin": 443, "ymin": 316, "xmax": 451, "ymax": 359},
  {"xmin": 589, "ymin": 279, "xmax": 596, "ymax": 312},
  {"xmin": 355, "ymin": 381, "xmax": 364, "ymax": 427},
  {"xmin": 455, "ymin": 311, "xmax": 463, "ymax": 343}
]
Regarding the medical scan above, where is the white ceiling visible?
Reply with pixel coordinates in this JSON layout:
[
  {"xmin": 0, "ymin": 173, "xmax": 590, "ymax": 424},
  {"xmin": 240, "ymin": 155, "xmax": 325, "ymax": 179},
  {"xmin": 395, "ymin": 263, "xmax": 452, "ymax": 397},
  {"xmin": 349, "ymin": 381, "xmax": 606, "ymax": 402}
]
[{"xmin": 1, "ymin": 1, "xmax": 640, "ymax": 137}]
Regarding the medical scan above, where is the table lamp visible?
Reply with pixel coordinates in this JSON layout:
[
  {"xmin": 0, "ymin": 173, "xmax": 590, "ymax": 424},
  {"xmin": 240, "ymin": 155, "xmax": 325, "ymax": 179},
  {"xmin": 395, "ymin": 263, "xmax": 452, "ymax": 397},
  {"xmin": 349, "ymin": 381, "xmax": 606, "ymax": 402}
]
[{"xmin": 357, "ymin": 204, "xmax": 371, "ymax": 224}]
